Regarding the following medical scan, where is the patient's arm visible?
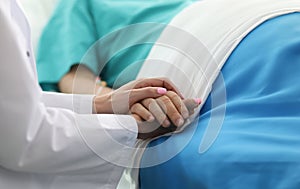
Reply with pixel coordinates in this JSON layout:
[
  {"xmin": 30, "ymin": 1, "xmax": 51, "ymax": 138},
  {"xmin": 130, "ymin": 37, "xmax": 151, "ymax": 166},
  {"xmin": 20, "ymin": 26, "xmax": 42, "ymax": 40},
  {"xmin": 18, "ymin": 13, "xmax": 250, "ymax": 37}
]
[
  {"xmin": 58, "ymin": 64, "xmax": 112, "ymax": 95},
  {"xmin": 58, "ymin": 64, "xmax": 200, "ymax": 127}
]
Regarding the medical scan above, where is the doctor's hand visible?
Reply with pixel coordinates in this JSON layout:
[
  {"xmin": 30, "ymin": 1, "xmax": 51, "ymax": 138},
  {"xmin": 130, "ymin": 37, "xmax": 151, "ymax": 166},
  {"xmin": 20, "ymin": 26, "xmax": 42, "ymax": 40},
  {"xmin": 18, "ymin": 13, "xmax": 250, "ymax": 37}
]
[{"xmin": 93, "ymin": 78, "xmax": 183, "ymax": 114}]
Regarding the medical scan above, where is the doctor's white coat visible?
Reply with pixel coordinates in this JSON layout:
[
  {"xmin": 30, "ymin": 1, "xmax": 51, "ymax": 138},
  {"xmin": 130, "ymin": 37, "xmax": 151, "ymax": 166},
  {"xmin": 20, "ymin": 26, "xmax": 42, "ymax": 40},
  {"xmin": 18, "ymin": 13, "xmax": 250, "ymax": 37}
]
[{"xmin": 0, "ymin": 0, "xmax": 138, "ymax": 188}]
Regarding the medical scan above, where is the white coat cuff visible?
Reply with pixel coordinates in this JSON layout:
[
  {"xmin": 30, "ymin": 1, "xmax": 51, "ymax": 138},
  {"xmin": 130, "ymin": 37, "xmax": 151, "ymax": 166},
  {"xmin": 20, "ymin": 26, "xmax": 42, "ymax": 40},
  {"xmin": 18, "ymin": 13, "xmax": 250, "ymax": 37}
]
[
  {"xmin": 42, "ymin": 92, "xmax": 94, "ymax": 114},
  {"xmin": 76, "ymin": 115, "xmax": 138, "ymax": 166},
  {"xmin": 73, "ymin": 94, "xmax": 95, "ymax": 114}
]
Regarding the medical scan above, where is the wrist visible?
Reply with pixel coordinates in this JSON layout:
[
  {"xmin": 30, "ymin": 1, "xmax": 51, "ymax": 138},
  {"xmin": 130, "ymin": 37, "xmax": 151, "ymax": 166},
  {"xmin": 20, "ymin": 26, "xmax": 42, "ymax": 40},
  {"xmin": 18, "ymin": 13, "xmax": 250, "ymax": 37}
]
[
  {"xmin": 92, "ymin": 96, "xmax": 97, "ymax": 114},
  {"xmin": 95, "ymin": 77, "xmax": 107, "ymax": 95},
  {"xmin": 93, "ymin": 93, "xmax": 112, "ymax": 114}
]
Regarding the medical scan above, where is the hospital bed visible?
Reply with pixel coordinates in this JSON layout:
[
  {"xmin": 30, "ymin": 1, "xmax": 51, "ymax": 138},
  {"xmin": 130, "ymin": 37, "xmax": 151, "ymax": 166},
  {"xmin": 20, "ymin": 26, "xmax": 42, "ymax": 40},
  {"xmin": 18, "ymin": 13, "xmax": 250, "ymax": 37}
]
[
  {"xmin": 22, "ymin": 0, "xmax": 300, "ymax": 188},
  {"xmin": 137, "ymin": 0, "xmax": 300, "ymax": 188}
]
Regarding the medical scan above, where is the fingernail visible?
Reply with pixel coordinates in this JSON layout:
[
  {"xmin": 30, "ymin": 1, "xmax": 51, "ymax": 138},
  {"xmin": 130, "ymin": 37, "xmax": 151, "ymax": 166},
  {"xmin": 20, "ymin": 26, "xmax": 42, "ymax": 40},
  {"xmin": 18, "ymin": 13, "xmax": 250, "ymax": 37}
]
[
  {"xmin": 194, "ymin": 98, "xmax": 202, "ymax": 105},
  {"xmin": 157, "ymin": 88, "xmax": 167, "ymax": 95},
  {"xmin": 176, "ymin": 118, "xmax": 184, "ymax": 127},
  {"xmin": 147, "ymin": 115, "xmax": 155, "ymax": 122},
  {"xmin": 183, "ymin": 112, "xmax": 189, "ymax": 119},
  {"xmin": 163, "ymin": 120, "xmax": 171, "ymax": 127}
]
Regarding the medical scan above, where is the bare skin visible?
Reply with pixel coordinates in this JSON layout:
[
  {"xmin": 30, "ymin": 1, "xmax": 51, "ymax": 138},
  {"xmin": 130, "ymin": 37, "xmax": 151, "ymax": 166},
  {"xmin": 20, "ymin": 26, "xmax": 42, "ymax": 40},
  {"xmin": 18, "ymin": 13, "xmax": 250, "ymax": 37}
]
[
  {"xmin": 59, "ymin": 64, "xmax": 112, "ymax": 95},
  {"xmin": 132, "ymin": 98, "xmax": 200, "ymax": 139},
  {"xmin": 60, "ymin": 64, "xmax": 201, "ymax": 139}
]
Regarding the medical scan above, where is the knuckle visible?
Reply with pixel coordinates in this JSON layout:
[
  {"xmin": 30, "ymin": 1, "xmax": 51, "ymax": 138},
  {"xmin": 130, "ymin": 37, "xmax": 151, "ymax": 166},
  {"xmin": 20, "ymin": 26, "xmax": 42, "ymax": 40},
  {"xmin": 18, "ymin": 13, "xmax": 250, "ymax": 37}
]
[
  {"xmin": 166, "ymin": 91, "xmax": 178, "ymax": 99},
  {"xmin": 147, "ymin": 98, "xmax": 157, "ymax": 106},
  {"xmin": 158, "ymin": 96, "xmax": 171, "ymax": 104},
  {"xmin": 160, "ymin": 77, "xmax": 170, "ymax": 82},
  {"xmin": 146, "ymin": 87, "xmax": 156, "ymax": 94},
  {"xmin": 141, "ymin": 98, "xmax": 151, "ymax": 106},
  {"xmin": 177, "ymin": 101, "xmax": 187, "ymax": 112},
  {"xmin": 148, "ymin": 100, "xmax": 161, "ymax": 112},
  {"xmin": 134, "ymin": 79, "xmax": 145, "ymax": 87},
  {"xmin": 130, "ymin": 103, "xmax": 140, "ymax": 112}
]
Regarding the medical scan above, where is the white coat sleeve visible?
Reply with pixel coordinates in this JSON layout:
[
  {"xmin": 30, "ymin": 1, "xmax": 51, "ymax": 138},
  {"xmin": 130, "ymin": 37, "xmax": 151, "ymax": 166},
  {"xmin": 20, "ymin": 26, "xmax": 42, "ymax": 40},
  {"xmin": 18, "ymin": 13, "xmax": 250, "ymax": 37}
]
[
  {"xmin": 0, "ymin": 5, "xmax": 138, "ymax": 175},
  {"xmin": 41, "ymin": 91, "xmax": 95, "ymax": 114}
]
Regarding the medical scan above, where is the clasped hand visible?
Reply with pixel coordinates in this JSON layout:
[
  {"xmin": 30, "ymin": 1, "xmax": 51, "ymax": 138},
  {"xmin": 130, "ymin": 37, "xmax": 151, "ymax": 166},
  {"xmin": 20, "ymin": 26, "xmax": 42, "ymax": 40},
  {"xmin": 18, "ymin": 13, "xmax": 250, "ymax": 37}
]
[{"xmin": 93, "ymin": 78, "xmax": 201, "ymax": 139}]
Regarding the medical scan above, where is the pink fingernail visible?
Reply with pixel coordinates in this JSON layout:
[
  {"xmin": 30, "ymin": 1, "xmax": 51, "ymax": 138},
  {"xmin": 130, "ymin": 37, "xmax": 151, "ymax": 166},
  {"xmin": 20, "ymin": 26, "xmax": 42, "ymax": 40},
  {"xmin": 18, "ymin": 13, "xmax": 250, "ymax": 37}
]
[
  {"xmin": 194, "ymin": 98, "xmax": 202, "ymax": 105},
  {"xmin": 157, "ymin": 88, "xmax": 167, "ymax": 95}
]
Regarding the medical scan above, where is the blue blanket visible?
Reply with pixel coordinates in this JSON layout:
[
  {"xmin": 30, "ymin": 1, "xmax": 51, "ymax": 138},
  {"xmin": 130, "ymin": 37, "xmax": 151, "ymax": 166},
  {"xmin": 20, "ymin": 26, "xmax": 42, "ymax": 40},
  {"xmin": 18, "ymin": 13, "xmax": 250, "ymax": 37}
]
[{"xmin": 140, "ymin": 13, "xmax": 300, "ymax": 189}]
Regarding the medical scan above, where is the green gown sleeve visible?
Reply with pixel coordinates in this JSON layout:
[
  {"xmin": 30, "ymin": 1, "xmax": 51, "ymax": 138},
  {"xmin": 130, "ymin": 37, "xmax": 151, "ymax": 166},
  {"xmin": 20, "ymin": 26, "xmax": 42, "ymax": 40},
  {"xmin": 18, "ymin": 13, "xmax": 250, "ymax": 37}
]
[{"xmin": 36, "ymin": 0, "xmax": 99, "ymax": 90}]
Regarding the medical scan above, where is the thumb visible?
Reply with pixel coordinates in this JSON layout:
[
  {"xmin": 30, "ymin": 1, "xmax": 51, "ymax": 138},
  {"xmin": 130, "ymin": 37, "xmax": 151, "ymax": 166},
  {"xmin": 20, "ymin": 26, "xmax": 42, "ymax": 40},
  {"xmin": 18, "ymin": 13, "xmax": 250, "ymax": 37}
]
[
  {"xmin": 183, "ymin": 98, "xmax": 202, "ymax": 115},
  {"xmin": 129, "ymin": 87, "xmax": 167, "ymax": 105},
  {"xmin": 183, "ymin": 98, "xmax": 202, "ymax": 110}
]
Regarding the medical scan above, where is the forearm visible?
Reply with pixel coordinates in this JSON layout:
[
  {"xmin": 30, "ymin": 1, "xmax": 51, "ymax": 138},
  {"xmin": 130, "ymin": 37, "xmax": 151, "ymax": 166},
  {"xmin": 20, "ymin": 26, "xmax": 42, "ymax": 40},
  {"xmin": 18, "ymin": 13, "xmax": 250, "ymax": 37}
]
[
  {"xmin": 58, "ymin": 64, "xmax": 112, "ymax": 95},
  {"xmin": 0, "ymin": 12, "xmax": 138, "ymax": 174}
]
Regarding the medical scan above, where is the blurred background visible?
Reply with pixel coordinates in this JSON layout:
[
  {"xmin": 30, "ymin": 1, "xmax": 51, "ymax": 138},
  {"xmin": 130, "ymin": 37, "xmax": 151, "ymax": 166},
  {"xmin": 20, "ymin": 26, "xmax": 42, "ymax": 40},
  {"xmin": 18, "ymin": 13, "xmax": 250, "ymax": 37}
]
[{"xmin": 20, "ymin": 0, "xmax": 57, "ymax": 52}]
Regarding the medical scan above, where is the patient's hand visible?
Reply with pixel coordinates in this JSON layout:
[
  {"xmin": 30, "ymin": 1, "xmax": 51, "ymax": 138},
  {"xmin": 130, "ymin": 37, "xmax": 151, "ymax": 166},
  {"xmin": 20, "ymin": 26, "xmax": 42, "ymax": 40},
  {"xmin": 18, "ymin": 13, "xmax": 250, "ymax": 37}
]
[
  {"xmin": 131, "ymin": 93, "xmax": 201, "ymax": 139},
  {"xmin": 59, "ymin": 64, "xmax": 113, "ymax": 95},
  {"xmin": 131, "ymin": 92, "xmax": 201, "ymax": 127}
]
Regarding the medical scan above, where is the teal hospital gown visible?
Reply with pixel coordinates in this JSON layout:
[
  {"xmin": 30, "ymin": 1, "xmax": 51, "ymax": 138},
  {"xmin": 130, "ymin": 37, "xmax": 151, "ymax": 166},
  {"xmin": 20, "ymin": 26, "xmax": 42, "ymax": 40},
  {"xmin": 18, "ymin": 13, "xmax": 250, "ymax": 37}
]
[{"xmin": 37, "ymin": 0, "xmax": 196, "ymax": 91}]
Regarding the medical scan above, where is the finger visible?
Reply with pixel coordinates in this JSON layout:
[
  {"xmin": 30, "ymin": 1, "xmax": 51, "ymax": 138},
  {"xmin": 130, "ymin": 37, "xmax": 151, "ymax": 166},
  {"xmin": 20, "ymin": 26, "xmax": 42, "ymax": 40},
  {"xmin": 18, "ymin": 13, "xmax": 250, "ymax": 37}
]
[
  {"xmin": 134, "ymin": 78, "xmax": 184, "ymax": 99},
  {"xmin": 142, "ymin": 98, "xmax": 171, "ymax": 128},
  {"xmin": 131, "ymin": 103, "xmax": 155, "ymax": 122},
  {"xmin": 183, "ymin": 98, "xmax": 202, "ymax": 115},
  {"xmin": 166, "ymin": 91, "xmax": 189, "ymax": 119},
  {"xmin": 156, "ymin": 95, "xmax": 185, "ymax": 127},
  {"xmin": 132, "ymin": 113, "xmax": 143, "ymax": 122},
  {"xmin": 129, "ymin": 87, "xmax": 167, "ymax": 106}
]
